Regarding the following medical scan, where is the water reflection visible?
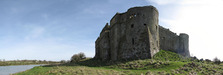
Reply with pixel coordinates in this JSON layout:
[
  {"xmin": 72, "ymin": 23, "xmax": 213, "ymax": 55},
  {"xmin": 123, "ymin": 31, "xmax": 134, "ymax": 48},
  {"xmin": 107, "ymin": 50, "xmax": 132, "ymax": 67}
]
[{"xmin": 0, "ymin": 65, "xmax": 40, "ymax": 75}]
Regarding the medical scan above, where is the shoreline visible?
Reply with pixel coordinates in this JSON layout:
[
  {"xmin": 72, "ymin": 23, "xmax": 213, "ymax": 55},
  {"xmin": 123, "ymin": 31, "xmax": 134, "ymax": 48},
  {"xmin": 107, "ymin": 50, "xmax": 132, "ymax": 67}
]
[{"xmin": 0, "ymin": 65, "xmax": 41, "ymax": 75}]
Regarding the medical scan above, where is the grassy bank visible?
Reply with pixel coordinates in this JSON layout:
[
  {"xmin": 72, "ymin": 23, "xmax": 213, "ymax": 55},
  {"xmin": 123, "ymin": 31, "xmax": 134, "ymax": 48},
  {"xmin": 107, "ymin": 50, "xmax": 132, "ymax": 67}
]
[
  {"xmin": 14, "ymin": 50, "xmax": 223, "ymax": 75},
  {"xmin": 0, "ymin": 60, "xmax": 60, "ymax": 66},
  {"xmin": 14, "ymin": 60, "xmax": 188, "ymax": 75}
]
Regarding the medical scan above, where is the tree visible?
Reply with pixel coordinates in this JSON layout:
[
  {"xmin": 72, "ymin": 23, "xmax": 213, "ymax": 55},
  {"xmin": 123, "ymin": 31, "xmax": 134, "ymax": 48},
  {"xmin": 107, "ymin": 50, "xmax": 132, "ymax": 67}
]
[
  {"xmin": 78, "ymin": 52, "xmax": 86, "ymax": 59},
  {"xmin": 205, "ymin": 59, "xmax": 211, "ymax": 63},
  {"xmin": 71, "ymin": 54, "xmax": 81, "ymax": 62},
  {"xmin": 71, "ymin": 52, "xmax": 86, "ymax": 63},
  {"xmin": 213, "ymin": 57, "xmax": 221, "ymax": 65},
  {"xmin": 60, "ymin": 60, "xmax": 66, "ymax": 63}
]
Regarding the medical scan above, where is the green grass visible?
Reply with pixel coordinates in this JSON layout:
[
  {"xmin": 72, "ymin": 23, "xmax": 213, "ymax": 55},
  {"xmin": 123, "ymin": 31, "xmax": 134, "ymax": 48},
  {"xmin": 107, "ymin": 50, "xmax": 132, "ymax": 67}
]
[
  {"xmin": 14, "ymin": 50, "xmax": 223, "ymax": 75},
  {"xmin": 14, "ymin": 66, "xmax": 52, "ymax": 75},
  {"xmin": 0, "ymin": 60, "xmax": 60, "ymax": 66},
  {"xmin": 15, "ymin": 66, "xmax": 133, "ymax": 75},
  {"xmin": 153, "ymin": 50, "xmax": 188, "ymax": 61},
  {"xmin": 13, "ymin": 60, "xmax": 190, "ymax": 75}
]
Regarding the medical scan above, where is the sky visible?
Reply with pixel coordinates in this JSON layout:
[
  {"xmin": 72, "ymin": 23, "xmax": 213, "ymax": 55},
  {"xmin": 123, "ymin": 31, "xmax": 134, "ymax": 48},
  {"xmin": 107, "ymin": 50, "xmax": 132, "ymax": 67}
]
[{"xmin": 0, "ymin": 0, "xmax": 222, "ymax": 61}]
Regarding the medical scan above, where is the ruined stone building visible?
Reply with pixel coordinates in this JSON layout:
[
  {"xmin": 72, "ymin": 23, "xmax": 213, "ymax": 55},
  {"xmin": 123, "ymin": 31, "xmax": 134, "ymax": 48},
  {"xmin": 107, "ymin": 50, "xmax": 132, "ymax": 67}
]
[{"xmin": 94, "ymin": 6, "xmax": 190, "ymax": 61}]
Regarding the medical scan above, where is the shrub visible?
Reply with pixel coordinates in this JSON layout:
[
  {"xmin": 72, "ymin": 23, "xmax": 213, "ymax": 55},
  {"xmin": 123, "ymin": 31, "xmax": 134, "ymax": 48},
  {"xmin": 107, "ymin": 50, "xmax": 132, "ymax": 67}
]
[
  {"xmin": 199, "ymin": 58, "xmax": 204, "ymax": 62},
  {"xmin": 71, "ymin": 54, "xmax": 80, "ymax": 62},
  {"xmin": 190, "ymin": 56, "xmax": 199, "ymax": 62},
  {"xmin": 153, "ymin": 50, "xmax": 183, "ymax": 61},
  {"xmin": 60, "ymin": 60, "xmax": 66, "ymax": 63},
  {"xmin": 71, "ymin": 52, "xmax": 86, "ymax": 62},
  {"xmin": 205, "ymin": 59, "xmax": 211, "ymax": 63},
  {"xmin": 78, "ymin": 52, "xmax": 86, "ymax": 59},
  {"xmin": 213, "ymin": 57, "xmax": 221, "ymax": 65}
]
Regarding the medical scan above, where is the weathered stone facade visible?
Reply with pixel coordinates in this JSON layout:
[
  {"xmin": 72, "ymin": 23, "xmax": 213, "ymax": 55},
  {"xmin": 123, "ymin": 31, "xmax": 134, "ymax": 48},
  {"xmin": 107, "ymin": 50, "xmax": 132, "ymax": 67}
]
[
  {"xmin": 94, "ymin": 6, "xmax": 190, "ymax": 61},
  {"xmin": 159, "ymin": 26, "xmax": 190, "ymax": 57}
]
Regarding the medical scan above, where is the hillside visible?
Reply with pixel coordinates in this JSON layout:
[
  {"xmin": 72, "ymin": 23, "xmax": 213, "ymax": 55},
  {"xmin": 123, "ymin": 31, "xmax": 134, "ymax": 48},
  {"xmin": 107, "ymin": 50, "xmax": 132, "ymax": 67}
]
[{"xmin": 14, "ymin": 50, "xmax": 223, "ymax": 75}]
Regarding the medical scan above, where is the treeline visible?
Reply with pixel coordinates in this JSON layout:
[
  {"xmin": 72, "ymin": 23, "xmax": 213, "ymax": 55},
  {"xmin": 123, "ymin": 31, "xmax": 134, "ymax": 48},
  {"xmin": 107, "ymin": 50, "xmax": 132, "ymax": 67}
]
[{"xmin": 0, "ymin": 60, "xmax": 60, "ymax": 66}]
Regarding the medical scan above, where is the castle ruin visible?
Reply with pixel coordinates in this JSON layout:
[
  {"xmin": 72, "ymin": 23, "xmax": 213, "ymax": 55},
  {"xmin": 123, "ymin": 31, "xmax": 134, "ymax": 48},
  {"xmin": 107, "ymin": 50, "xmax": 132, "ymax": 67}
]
[{"xmin": 94, "ymin": 6, "xmax": 190, "ymax": 61}]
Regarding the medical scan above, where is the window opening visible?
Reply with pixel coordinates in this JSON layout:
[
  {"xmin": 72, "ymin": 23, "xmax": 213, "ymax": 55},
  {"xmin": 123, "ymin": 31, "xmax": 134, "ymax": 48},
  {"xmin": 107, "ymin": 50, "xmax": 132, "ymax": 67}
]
[
  {"xmin": 131, "ymin": 24, "xmax": 134, "ymax": 28},
  {"xmin": 132, "ymin": 38, "xmax": 135, "ymax": 45}
]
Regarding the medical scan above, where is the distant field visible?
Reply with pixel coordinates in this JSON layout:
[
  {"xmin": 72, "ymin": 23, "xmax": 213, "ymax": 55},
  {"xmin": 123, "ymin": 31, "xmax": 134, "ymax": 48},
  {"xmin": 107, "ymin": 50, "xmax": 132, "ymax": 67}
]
[
  {"xmin": 14, "ymin": 50, "xmax": 223, "ymax": 75},
  {"xmin": 0, "ymin": 60, "xmax": 60, "ymax": 66}
]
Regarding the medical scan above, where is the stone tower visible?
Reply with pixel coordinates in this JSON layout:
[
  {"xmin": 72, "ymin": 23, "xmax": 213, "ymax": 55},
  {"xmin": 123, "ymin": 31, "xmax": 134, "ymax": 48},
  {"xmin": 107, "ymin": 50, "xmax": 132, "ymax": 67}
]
[
  {"xmin": 95, "ymin": 6, "xmax": 190, "ymax": 61},
  {"xmin": 178, "ymin": 33, "xmax": 190, "ymax": 57}
]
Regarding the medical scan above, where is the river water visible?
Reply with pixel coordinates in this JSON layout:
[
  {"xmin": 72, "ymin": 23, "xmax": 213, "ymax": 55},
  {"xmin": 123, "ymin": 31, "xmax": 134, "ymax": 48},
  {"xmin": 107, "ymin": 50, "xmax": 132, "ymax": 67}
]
[{"xmin": 0, "ymin": 65, "xmax": 40, "ymax": 75}]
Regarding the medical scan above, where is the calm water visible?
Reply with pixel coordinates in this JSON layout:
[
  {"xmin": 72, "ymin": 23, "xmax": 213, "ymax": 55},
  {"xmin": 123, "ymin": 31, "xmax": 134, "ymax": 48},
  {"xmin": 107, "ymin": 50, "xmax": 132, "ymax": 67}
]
[{"xmin": 0, "ymin": 65, "xmax": 40, "ymax": 75}]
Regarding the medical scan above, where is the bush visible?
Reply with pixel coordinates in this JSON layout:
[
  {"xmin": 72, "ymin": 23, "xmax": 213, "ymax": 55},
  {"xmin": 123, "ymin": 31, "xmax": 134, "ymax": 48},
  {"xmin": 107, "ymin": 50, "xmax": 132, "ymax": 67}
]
[
  {"xmin": 78, "ymin": 52, "xmax": 86, "ymax": 59},
  {"xmin": 153, "ymin": 50, "xmax": 183, "ymax": 61},
  {"xmin": 71, "ymin": 52, "xmax": 86, "ymax": 62},
  {"xmin": 190, "ymin": 56, "xmax": 199, "ymax": 61},
  {"xmin": 60, "ymin": 60, "xmax": 66, "ymax": 63},
  {"xmin": 213, "ymin": 57, "xmax": 221, "ymax": 65},
  {"xmin": 205, "ymin": 59, "xmax": 211, "ymax": 63}
]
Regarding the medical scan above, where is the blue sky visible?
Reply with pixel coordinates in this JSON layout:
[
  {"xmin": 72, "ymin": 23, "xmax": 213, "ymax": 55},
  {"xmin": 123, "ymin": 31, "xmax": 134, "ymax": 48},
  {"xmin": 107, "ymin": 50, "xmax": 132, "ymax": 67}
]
[{"xmin": 0, "ymin": 0, "xmax": 223, "ymax": 61}]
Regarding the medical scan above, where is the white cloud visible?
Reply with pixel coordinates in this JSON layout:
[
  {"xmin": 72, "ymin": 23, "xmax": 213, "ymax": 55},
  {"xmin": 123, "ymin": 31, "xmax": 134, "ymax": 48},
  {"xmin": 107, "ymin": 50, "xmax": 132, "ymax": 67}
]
[
  {"xmin": 179, "ymin": 0, "xmax": 223, "ymax": 5},
  {"xmin": 146, "ymin": 0, "xmax": 181, "ymax": 5},
  {"xmin": 157, "ymin": 0, "xmax": 223, "ymax": 60},
  {"xmin": 25, "ymin": 26, "xmax": 45, "ymax": 40},
  {"xmin": 147, "ymin": 0, "xmax": 223, "ymax": 5}
]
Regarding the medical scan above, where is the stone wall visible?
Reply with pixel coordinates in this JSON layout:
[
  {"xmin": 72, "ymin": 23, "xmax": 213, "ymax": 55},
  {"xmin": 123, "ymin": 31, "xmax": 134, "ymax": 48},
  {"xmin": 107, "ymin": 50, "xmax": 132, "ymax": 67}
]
[
  {"xmin": 94, "ymin": 6, "xmax": 190, "ymax": 61},
  {"xmin": 109, "ymin": 6, "xmax": 159, "ymax": 61},
  {"xmin": 159, "ymin": 26, "xmax": 179, "ymax": 53},
  {"xmin": 159, "ymin": 26, "xmax": 190, "ymax": 57},
  {"xmin": 178, "ymin": 33, "xmax": 190, "ymax": 57},
  {"xmin": 95, "ymin": 24, "xmax": 110, "ymax": 60}
]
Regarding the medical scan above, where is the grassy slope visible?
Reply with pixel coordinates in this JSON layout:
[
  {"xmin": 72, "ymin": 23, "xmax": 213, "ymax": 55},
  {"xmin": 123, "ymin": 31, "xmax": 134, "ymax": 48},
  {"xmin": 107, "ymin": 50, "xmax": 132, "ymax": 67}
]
[{"xmin": 14, "ymin": 50, "xmax": 223, "ymax": 75}]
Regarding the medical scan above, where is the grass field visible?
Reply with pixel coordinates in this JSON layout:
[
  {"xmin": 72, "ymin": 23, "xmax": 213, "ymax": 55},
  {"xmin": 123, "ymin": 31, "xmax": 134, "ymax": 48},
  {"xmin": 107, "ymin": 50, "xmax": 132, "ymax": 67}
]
[
  {"xmin": 14, "ymin": 50, "xmax": 223, "ymax": 75},
  {"xmin": 0, "ymin": 60, "xmax": 60, "ymax": 66}
]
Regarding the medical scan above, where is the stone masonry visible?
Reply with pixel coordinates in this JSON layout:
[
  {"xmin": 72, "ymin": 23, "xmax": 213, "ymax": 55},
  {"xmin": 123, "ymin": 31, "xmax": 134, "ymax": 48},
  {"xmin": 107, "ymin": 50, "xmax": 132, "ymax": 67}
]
[{"xmin": 94, "ymin": 6, "xmax": 190, "ymax": 61}]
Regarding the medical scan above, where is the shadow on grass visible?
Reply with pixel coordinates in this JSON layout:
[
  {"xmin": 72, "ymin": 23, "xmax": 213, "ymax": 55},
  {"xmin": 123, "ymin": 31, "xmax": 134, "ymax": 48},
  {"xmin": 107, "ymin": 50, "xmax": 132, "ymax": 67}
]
[
  {"xmin": 42, "ymin": 58, "xmax": 141, "ymax": 68},
  {"xmin": 42, "ymin": 58, "xmax": 106, "ymax": 67}
]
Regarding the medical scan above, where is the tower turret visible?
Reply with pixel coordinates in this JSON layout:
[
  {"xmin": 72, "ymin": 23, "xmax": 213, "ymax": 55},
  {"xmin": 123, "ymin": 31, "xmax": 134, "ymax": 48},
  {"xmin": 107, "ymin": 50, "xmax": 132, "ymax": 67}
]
[{"xmin": 178, "ymin": 33, "xmax": 190, "ymax": 57}]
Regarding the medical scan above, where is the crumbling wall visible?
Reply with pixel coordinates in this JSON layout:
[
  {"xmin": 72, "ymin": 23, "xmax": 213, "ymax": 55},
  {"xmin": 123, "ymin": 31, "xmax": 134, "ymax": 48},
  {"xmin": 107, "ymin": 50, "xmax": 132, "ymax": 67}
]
[
  {"xmin": 159, "ymin": 26, "xmax": 190, "ymax": 57},
  {"xmin": 95, "ymin": 24, "xmax": 110, "ymax": 61},
  {"xmin": 159, "ymin": 26, "xmax": 179, "ymax": 53},
  {"xmin": 94, "ymin": 6, "xmax": 190, "ymax": 61},
  {"xmin": 178, "ymin": 33, "xmax": 190, "ymax": 57},
  {"xmin": 111, "ymin": 6, "xmax": 159, "ymax": 60},
  {"xmin": 95, "ymin": 6, "xmax": 160, "ymax": 61}
]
